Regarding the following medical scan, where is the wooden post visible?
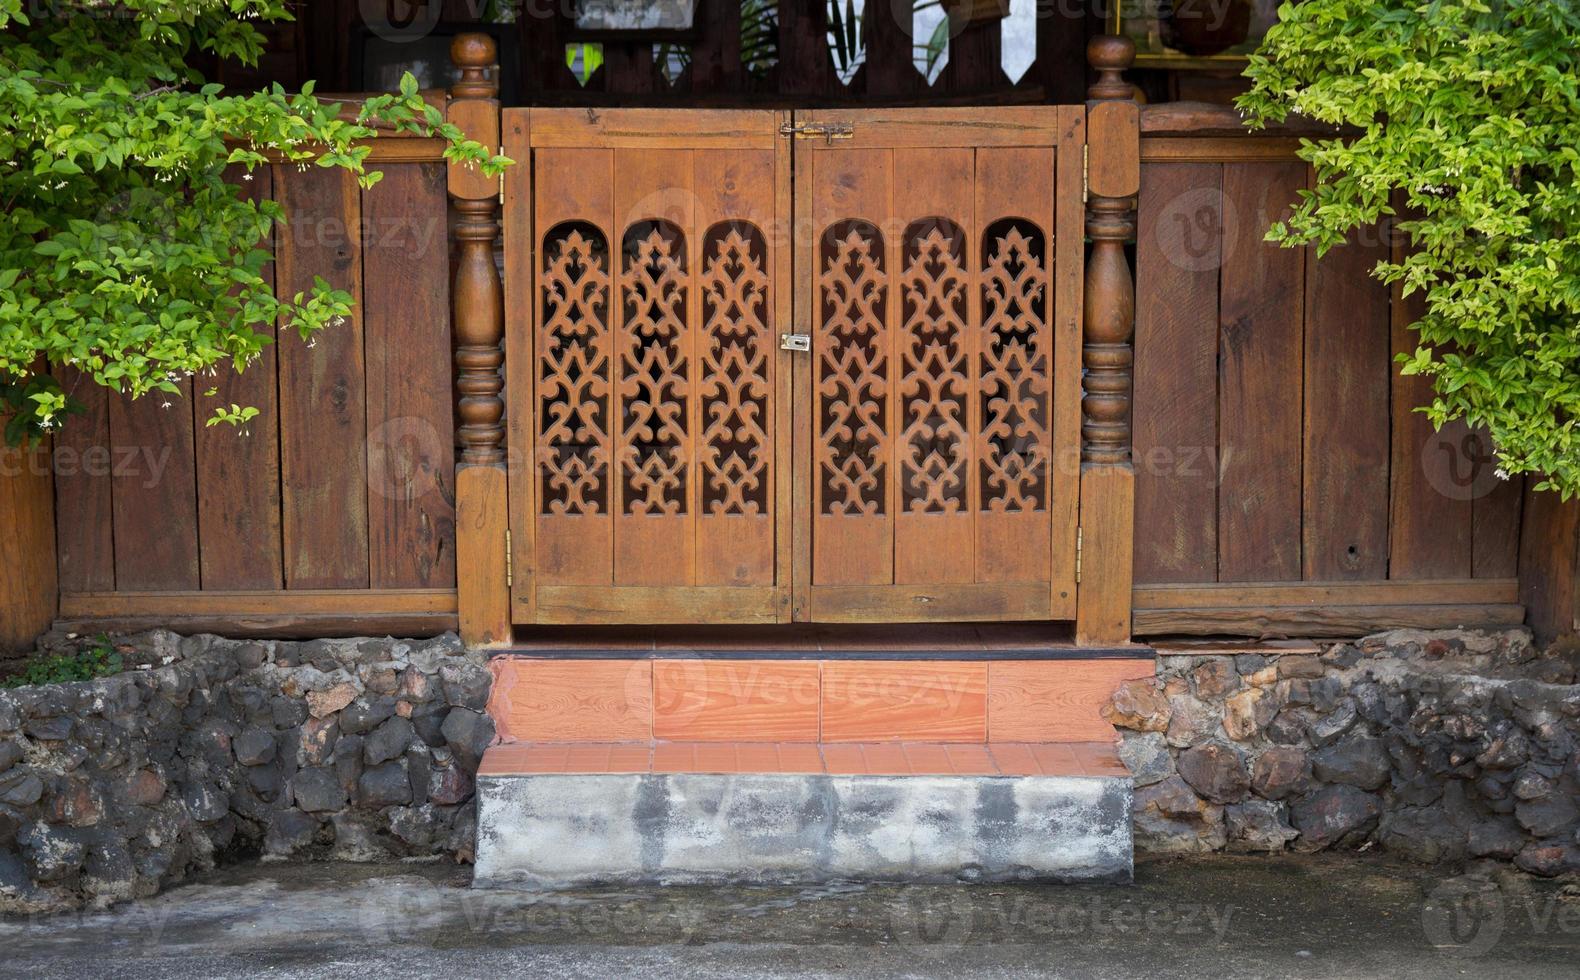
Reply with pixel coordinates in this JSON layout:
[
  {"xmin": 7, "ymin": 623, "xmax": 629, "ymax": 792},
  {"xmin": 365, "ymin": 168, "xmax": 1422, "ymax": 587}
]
[
  {"xmin": 1075, "ymin": 36, "xmax": 1140, "ymax": 646},
  {"xmin": 0, "ymin": 434, "xmax": 57, "ymax": 653},
  {"xmin": 1519, "ymin": 481, "xmax": 1579, "ymax": 647},
  {"xmin": 448, "ymin": 34, "xmax": 510, "ymax": 647}
]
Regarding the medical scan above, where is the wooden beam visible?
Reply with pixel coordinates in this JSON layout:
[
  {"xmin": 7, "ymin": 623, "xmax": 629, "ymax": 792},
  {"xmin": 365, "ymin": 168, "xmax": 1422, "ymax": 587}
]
[
  {"xmin": 1140, "ymin": 137, "xmax": 1304, "ymax": 163},
  {"xmin": 1135, "ymin": 603, "xmax": 1526, "ymax": 639},
  {"xmin": 54, "ymin": 613, "xmax": 456, "ymax": 641},
  {"xmin": 1135, "ymin": 579, "xmax": 1519, "ymax": 610},
  {"xmin": 1139, "ymin": 102, "xmax": 1350, "ymax": 138},
  {"xmin": 59, "ymin": 589, "xmax": 456, "ymax": 618}
]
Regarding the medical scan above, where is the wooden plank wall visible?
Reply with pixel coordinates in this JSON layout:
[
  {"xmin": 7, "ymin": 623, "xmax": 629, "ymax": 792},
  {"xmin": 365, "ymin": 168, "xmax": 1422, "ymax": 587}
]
[
  {"xmin": 1131, "ymin": 156, "xmax": 1529, "ymax": 623},
  {"xmin": 50, "ymin": 162, "xmax": 457, "ymax": 633}
]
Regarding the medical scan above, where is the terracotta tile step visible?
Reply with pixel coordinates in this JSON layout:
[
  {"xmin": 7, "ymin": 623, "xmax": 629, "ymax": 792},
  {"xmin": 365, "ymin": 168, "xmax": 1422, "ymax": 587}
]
[
  {"xmin": 488, "ymin": 656, "xmax": 1156, "ymax": 743},
  {"xmin": 479, "ymin": 740, "xmax": 1127, "ymax": 779}
]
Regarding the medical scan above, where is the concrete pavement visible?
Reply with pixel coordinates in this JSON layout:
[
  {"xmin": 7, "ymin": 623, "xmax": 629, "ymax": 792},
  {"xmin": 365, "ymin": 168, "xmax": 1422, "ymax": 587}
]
[{"xmin": 2, "ymin": 854, "xmax": 1577, "ymax": 978}]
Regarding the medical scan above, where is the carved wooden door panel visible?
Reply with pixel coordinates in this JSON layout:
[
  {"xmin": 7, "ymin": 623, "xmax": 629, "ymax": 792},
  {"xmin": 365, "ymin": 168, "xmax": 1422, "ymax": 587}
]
[
  {"xmin": 791, "ymin": 108, "xmax": 1085, "ymax": 622},
  {"xmin": 504, "ymin": 109, "xmax": 792, "ymax": 624}
]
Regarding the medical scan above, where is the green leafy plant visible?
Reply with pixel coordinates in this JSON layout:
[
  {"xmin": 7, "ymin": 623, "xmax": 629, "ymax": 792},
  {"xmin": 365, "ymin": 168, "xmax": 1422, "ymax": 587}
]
[
  {"xmin": 1239, "ymin": 0, "xmax": 1580, "ymax": 496},
  {"xmin": 741, "ymin": 0, "xmax": 780, "ymax": 77},
  {"xmin": 0, "ymin": 1, "xmax": 512, "ymax": 442},
  {"xmin": 2, "ymin": 636, "xmax": 124, "ymax": 689}
]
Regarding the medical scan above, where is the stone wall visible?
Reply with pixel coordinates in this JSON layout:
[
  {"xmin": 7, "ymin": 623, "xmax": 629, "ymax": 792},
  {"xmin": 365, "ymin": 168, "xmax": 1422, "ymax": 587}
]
[
  {"xmin": 0, "ymin": 632, "xmax": 493, "ymax": 913},
  {"xmin": 1107, "ymin": 629, "xmax": 1580, "ymax": 876}
]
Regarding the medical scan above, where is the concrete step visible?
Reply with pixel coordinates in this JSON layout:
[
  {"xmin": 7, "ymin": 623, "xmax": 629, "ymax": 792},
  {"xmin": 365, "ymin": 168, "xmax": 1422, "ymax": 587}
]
[{"xmin": 473, "ymin": 741, "xmax": 1133, "ymax": 887}]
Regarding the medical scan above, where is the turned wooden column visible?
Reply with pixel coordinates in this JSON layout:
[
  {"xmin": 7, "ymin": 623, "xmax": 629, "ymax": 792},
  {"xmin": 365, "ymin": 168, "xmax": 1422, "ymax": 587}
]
[
  {"xmin": 1075, "ymin": 35, "xmax": 1141, "ymax": 646},
  {"xmin": 448, "ymin": 33, "xmax": 510, "ymax": 646}
]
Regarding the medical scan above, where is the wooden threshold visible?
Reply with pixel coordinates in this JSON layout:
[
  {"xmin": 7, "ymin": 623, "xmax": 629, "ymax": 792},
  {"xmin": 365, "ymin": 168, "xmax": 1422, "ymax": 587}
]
[{"xmin": 504, "ymin": 623, "xmax": 1152, "ymax": 659}]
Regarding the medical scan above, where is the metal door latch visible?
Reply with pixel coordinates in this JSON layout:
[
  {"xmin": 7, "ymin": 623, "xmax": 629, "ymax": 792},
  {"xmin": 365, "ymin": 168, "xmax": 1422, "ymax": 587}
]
[
  {"xmin": 778, "ymin": 122, "xmax": 854, "ymax": 145},
  {"xmin": 780, "ymin": 333, "xmax": 811, "ymax": 352}
]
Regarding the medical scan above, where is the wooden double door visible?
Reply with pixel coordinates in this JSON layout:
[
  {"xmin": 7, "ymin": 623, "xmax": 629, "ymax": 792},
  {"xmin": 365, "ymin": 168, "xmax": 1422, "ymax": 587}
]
[{"xmin": 503, "ymin": 108, "xmax": 1084, "ymax": 626}]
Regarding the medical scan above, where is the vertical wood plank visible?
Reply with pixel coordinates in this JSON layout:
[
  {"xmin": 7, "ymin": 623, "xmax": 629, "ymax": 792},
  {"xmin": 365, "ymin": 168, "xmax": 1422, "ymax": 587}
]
[
  {"xmin": 0, "ymin": 438, "xmax": 56, "ymax": 651},
  {"xmin": 773, "ymin": 110, "xmax": 795, "ymax": 619},
  {"xmin": 937, "ymin": 19, "xmax": 1004, "ymax": 95},
  {"xmin": 687, "ymin": 0, "xmax": 743, "ymax": 95},
  {"xmin": 1472, "ymin": 441, "xmax": 1523, "ymax": 579},
  {"xmin": 862, "ymin": 1, "xmax": 921, "ymax": 99},
  {"xmin": 1035, "ymin": 3, "xmax": 1087, "ymax": 104},
  {"xmin": 693, "ymin": 148, "xmax": 777, "ymax": 588},
  {"xmin": 534, "ymin": 145, "xmax": 615, "ymax": 586},
  {"xmin": 613, "ymin": 147, "xmax": 695, "ymax": 586},
  {"xmin": 1388, "ymin": 203, "xmax": 1472, "ymax": 580},
  {"xmin": 776, "ymin": 3, "xmax": 834, "ymax": 95},
  {"xmin": 1217, "ymin": 161, "xmax": 1304, "ymax": 582},
  {"xmin": 363, "ymin": 162, "xmax": 457, "ymax": 589},
  {"xmin": 1303, "ymin": 221, "xmax": 1391, "ymax": 580},
  {"xmin": 811, "ymin": 146, "xmax": 894, "ymax": 586},
  {"xmin": 275, "ymin": 164, "xmax": 370, "ymax": 590},
  {"xmin": 109, "ymin": 383, "xmax": 200, "ymax": 591},
  {"xmin": 195, "ymin": 166, "xmax": 283, "ymax": 591},
  {"xmin": 1048, "ymin": 106, "xmax": 1086, "ymax": 618},
  {"xmin": 973, "ymin": 144, "xmax": 1056, "ymax": 585},
  {"xmin": 503, "ymin": 110, "xmax": 537, "ymax": 621},
  {"xmin": 1133, "ymin": 163, "xmax": 1221, "ymax": 584},
  {"xmin": 52, "ymin": 365, "xmax": 114, "ymax": 592},
  {"xmin": 791, "ymin": 111, "xmax": 815, "ymax": 620},
  {"xmin": 603, "ymin": 43, "xmax": 659, "ymax": 94},
  {"xmin": 1519, "ymin": 483, "xmax": 1579, "ymax": 645}
]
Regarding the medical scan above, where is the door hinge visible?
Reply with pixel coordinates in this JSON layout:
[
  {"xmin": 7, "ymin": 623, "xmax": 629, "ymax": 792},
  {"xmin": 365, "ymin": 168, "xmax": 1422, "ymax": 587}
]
[
  {"xmin": 779, "ymin": 121, "xmax": 854, "ymax": 145},
  {"xmin": 1075, "ymin": 526, "xmax": 1083, "ymax": 585},
  {"xmin": 505, "ymin": 529, "xmax": 513, "ymax": 589},
  {"xmin": 1082, "ymin": 144, "xmax": 1089, "ymax": 204}
]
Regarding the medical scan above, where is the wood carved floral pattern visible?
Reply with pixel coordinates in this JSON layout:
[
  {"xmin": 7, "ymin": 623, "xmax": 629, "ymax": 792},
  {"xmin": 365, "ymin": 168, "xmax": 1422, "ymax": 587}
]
[
  {"xmin": 699, "ymin": 222, "xmax": 771, "ymax": 515},
  {"xmin": 818, "ymin": 221, "xmax": 889, "ymax": 516},
  {"xmin": 899, "ymin": 218, "xmax": 970, "ymax": 514},
  {"xmin": 618, "ymin": 219, "xmax": 690, "ymax": 516},
  {"xmin": 538, "ymin": 221, "xmax": 612, "ymax": 515},
  {"xmin": 979, "ymin": 218, "xmax": 1051, "ymax": 513}
]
